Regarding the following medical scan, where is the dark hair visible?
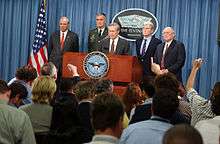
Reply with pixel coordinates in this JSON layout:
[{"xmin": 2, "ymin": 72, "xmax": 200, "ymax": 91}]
[
  {"xmin": 152, "ymin": 88, "xmax": 179, "ymax": 119},
  {"xmin": 15, "ymin": 65, "xmax": 37, "ymax": 82},
  {"xmin": 92, "ymin": 92, "xmax": 124, "ymax": 131},
  {"xmin": 210, "ymin": 94, "xmax": 220, "ymax": 115},
  {"xmin": 40, "ymin": 62, "xmax": 56, "ymax": 76},
  {"xmin": 140, "ymin": 78, "xmax": 155, "ymax": 98},
  {"xmin": 163, "ymin": 124, "xmax": 203, "ymax": 144},
  {"xmin": 154, "ymin": 73, "xmax": 179, "ymax": 94},
  {"xmin": 212, "ymin": 82, "xmax": 220, "ymax": 97},
  {"xmin": 9, "ymin": 81, "xmax": 28, "ymax": 100},
  {"xmin": 75, "ymin": 80, "xmax": 96, "ymax": 101},
  {"xmin": 210, "ymin": 82, "xmax": 220, "ymax": 115},
  {"xmin": 60, "ymin": 77, "xmax": 80, "ymax": 92},
  {"xmin": 0, "ymin": 80, "xmax": 10, "ymax": 94},
  {"xmin": 123, "ymin": 82, "xmax": 143, "ymax": 117},
  {"xmin": 95, "ymin": 79, "xmax": 113, "ymax": 94}
]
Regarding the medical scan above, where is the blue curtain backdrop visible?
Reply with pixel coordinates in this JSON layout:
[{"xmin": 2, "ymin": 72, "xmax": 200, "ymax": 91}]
[{"xmin": 0, "ymin": 0, "xmax": 219, "ymax": 98}]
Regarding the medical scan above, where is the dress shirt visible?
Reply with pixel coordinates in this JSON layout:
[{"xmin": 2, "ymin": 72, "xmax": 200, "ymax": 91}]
[
  {"xmin": 195, "ymin": 116, "xmax": 220, "ymax": 144},
  {"xmin": 119, "ymin": 115, "xmax": 172, "ymax": 144},
  {"xmin": 109, "ymin": 37, "xmax": 119, "ymax": 52},
  {"xmin": 162, "ymin": 40, "xmax": 173, "ymax": 55},
  {"xmin": 140, "ymin": 36, "xmax": 152, "ymax": 55},
  {"xmin": 60, "ymin": 30, "xmax": 68, "ymax": 41},
  {"xmin": 90, "ymin": 135, "xmax": 119, "ymax": 144}
]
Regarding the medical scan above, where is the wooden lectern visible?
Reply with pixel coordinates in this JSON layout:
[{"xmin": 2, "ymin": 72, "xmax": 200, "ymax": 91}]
[{"xmin": 62, "ymin": 52, "xmax": 143, "ymax": 95}]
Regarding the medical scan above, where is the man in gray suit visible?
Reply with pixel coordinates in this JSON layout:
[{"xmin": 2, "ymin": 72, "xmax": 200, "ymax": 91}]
[
  {"xmin": 48, "ymin": 16, "xmax": 79, "ymax": 71},
  {"xmin": 100, "ymin": 23, "xmax": 129, "ymax": 55},
  {"xmin": 88, "ymin": 13, "xmax": 108, "ymax": 53}
]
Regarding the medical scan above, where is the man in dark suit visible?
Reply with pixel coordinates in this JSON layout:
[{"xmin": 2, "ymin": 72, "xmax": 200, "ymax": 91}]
[
  {"xmin": 153, "ymin": 27, "xmax": 186, "ymax": 82},
  {"xmin": 100, "ymin": 23, "xmax": 129, "ymax": 55},
  {"xmin": 48, "ymin": 16, "xmax": 79, "ymax": 72},
  {"xmin": 136, "ymin": 21, "xmax": 162, "ymax": 79},
  {"xmin": 88, "ymin": 13, "xmax": 108, "ymax": 53}
]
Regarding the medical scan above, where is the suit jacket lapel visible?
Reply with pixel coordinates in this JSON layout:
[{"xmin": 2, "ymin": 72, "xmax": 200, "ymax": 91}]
[
  {"xmin": 55, "ymin": 32, "xmax": 61, "ymax": 49},
  {"xmin": 115, "ymin": 38, "xmax": 122, "ymax": 54},
  {"xmin": 165, "ymin": 40, "xmax": 176, "ymax": 56},
  {"xmin": 63, "ymin": 31, "xmax": 70, "ymax": 49}
]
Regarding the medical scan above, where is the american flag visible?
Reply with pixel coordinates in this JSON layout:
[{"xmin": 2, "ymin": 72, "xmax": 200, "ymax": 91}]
[{"xmin": 28, "ymin": 0, "xmax": 48, "ymax": 75}]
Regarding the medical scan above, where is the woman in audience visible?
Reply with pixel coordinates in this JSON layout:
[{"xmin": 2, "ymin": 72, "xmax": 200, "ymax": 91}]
[
  {"xmin": 19, "ymin": 76, "xmax": 56, "ymax": 133},
  {"xmin": 122, "ymin": 82, "xmax": 144, "ymax": 118},
  {"xmin": 163, "ymin": 124, "xmax": 203, "ymax": 144},
  {"xmin": 129, "ymin": 79, "xmax": 155, "ymax": 124}
]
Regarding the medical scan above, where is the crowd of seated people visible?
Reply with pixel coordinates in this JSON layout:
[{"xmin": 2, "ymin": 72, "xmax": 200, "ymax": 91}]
[{"xmin": 0, "ymin": 58, "xmax": 219, "ymax": 144}]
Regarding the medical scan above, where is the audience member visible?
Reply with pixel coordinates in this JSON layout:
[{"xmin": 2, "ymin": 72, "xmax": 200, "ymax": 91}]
[
  {"xmin": 75, "ymin": 80, "xmax": 96, "ymax": 143},
  {"xmin": 8, "ymin": 65, "xmax": 37, "ymax": 104},
  {"xmin": 129, "ymin": 78, "xmax": 155, "ymax": 124},
  {"xmin": 95, "ymin": 79, "xmax": 113, "ymax": 95},
  {"xmin": 40, "ymin": 62, "xmax": 57, "ymax": 79},
  {"xmin": 8, "ymin": 81, "xmax": 28, "ymax": 108},
  {"xmin": 122, "ymin": 82, "xmax": 144, "ymax": 118},
  {"xmin": 95, "ymin": 78, "xmax": 129, "ymax": 128},
  {"xmin": 20, "ymin": 76, "xmax": 56, "ymax": 133},
  {"xmin": 163, "ymin": 124, "xmax": 203, "ymax": 144},
  {"xmin": 155, "ymin": 73, "xmax": 191, "ymax": 124},
  {"xmin": 119, "ymin": 88, "xmax": 179, "ymax": 144},
  {"xmin": 0, "ymin": 80, "xmax": 36, "ymax": 144},
  {"xmin": 49, "ymin": 77, "xmax": 82, "ymax": 144},
  {"xmin": 186, "ymin": 59, "xmax": 217, "ymax": 125},
  {"xmin": 91, "ymin": 92, "xmax": 124, "ymax": 144}
]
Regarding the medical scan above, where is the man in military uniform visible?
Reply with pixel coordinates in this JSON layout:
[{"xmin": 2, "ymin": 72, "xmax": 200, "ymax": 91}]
[{"xmin": 88, "ymin": 13, "xmax": 108, "ymax": 52}]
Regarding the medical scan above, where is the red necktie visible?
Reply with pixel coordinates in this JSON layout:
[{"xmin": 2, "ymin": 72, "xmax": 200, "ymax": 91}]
[
  {"xmin": 110, "ymin": 40, "xmax": 115, "ymax": 54},
  {"xmin": 160, "ymin": 44, "xmax": 169, "ymax": 69},
  {"xmin": 60, "ymin": 32, "xmax": 64, "ymax": 49}
]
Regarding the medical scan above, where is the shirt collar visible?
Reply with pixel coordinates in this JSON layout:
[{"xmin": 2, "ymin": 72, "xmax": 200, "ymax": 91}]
[
  {"xmin": 165, "ymin": 39, "xmax": 173, "ymax": 47},
  {"xmin": 143, "ymin": 36, "xmax": 152, "ymax": 41},
  {"xmin": 92, "ymin": 134, "xmax": 119, "ymax": 144},
  {"xmin": 60, "ymin": 30, "xmax": 68, "ymax": 35},
  {"xmin": 0, "ymin": 99, "xmax": 8, "ymax": 105}
]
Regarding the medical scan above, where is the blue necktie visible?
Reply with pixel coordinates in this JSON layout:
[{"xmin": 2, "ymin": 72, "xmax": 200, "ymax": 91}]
[{"xmin": 141, "ymin": 39, "xmax": 147, "ymax": 56}]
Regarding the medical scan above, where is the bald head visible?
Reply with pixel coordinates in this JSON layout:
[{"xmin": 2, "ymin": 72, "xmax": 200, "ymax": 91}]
[{"xmin": 162, "ymin": 27, "xmax": 175, "ymax": 42}]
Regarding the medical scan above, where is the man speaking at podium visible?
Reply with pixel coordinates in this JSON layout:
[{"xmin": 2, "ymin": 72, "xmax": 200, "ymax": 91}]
[{"xmin": 100, "ymin": 23, "xmax": 130, "ymax": 55}]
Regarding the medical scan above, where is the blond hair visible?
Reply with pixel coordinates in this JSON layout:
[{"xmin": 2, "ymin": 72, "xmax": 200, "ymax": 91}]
[{"xmin": 32, "ymin": 76, "xmax": 56, "ymax": 104}]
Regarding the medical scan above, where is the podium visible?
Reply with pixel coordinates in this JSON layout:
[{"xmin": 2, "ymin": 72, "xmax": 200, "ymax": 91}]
[{"xmin": 62, "ymin": 52, "xmax": 143, "ymax": 95}]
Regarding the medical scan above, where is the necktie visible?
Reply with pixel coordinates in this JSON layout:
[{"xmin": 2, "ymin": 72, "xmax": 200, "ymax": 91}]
[
  {"xmin": 98, "ymin": 29, "xmax": 102, "ymax": 37},
  {"xmin": 140, "ymin": 39, "xmax": 147, "ymax": 56},
  {"xmin": 110, "ymin": 39, "xmax": 115, "ymax": 54},
  {"xmin": 160, "ymin": 44, "xmax": 169, "ymax": 69},
  {"xmin": 60, "ymin": 32, "xmax": 65, "ymax": 49}
]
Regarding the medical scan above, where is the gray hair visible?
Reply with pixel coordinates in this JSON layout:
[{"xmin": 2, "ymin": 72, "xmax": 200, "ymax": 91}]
[
  {"xmin": 143, "ymin": 21, "xmax": 155, "ymax": 30},
  {"xmin": 59, "ymin": 16, "xmax": 69, "ymax": 24},
  {"xmin": 108, "ymin": 22, "xmax": 120, "ymax": 31}
]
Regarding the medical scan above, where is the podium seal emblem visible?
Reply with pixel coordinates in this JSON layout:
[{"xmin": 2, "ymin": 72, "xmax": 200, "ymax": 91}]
[{"xmin": 83, "ymin": 51, "xmax": 109, "ymax": 79}]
